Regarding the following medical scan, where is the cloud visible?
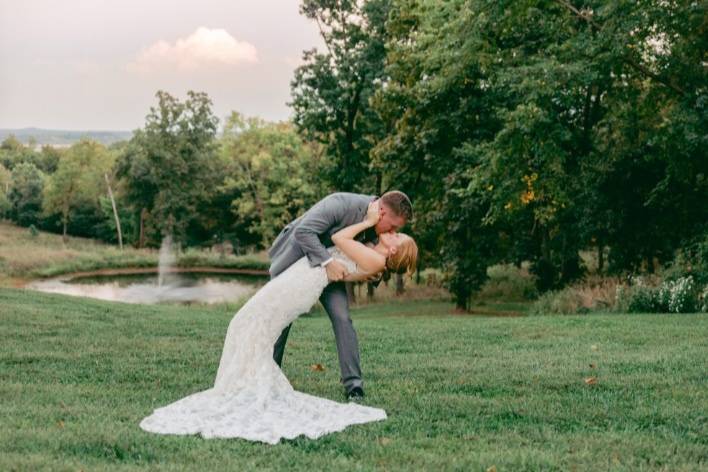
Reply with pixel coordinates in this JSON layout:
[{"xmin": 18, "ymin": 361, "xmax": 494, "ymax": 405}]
[{"xmin": 128, "ymin": 27, "xmax": 258, "ymax": 72}]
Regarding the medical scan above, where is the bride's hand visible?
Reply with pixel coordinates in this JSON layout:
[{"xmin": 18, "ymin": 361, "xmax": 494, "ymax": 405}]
[{"xmin": 365, "ymin": 200, "xmax": 381, "ymax": 226}]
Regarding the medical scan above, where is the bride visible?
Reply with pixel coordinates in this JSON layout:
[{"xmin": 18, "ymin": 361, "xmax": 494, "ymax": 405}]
[{"xmin": 140, "ymin": 201, "xmax": 418, "ymax": 444}]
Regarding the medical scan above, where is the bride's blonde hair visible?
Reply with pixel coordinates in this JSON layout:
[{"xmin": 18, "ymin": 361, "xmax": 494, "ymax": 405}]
[{"xmin": 386, "ymin": 234, "xmax": 418, "ymax": 276}]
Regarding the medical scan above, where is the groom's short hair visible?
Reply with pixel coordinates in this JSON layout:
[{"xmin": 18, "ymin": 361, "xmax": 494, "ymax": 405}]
[{"xmin": 381, "ymin": 191, "xmax": 413, "ymax": 221}]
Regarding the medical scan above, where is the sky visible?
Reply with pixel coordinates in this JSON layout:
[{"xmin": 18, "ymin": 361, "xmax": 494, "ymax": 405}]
[{"xmin": 0, "ymin": 0, "xmax": 325, "ymax": 131}]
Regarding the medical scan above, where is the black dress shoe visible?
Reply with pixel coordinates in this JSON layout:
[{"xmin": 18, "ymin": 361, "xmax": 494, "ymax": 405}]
[{"xmin": 346, "ymin": 387, "xmax": 365, "ymax": 401}]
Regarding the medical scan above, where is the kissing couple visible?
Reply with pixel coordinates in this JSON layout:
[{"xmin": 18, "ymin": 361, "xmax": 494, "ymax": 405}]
[{"xmin": 140, "ymin": 191, "xmax": 418, "ymax": 444}]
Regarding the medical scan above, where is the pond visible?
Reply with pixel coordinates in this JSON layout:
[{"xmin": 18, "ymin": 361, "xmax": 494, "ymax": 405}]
[{"xmin": 27, "ymin": 270, "xmax": 269, "ymax": 305}]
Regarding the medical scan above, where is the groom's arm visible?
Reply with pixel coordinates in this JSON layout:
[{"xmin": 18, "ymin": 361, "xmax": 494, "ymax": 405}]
[{"xmin": 293, "ymin": 194, "xmax": 348, "ymax": 267}]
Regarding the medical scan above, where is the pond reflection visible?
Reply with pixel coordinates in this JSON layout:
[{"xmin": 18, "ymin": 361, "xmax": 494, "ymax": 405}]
[{"xmin": 27, "ymin": 272, "xmax": 267, "ymax": 305}]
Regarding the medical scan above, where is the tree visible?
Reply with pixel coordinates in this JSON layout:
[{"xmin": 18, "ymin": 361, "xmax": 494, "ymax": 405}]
[
  {"xmin": 8, "ymin": 162, "xmax": 44, "ymax": 227},
  {"xmin": 43, "ymin": 140, "xmax": 113, "ymax": 241},
  {"xmin": 0, "ymin": 163, "xmax": 11, "ymax": 218},
  {"xmin": 372, "ymin": 0, "xmax": 707, "ymax": 305},
  {"xmin": 218, "ymin": 112, "xmax": 324, "ymax": 249},
  {"xmin": 290, "ymin": 0, "xmax": 392, "ymax": 194},
  {"xmin": 116, "ymin": 90, "xmax": 221, "ymax": 247},
  {"xmin": 1, "ymin": 136, "xmax": 33, "ymax": 171}
]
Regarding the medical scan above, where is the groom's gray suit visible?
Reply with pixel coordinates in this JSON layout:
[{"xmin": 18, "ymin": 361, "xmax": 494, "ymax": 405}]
[{"xmin": 268, "ymin": 192, "xmax": 378, "ymax": 393}]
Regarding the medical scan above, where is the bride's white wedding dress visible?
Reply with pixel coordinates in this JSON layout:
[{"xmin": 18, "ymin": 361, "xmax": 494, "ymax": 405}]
[{"xmin": 139, "ymin": 248, "xmax": 386, "ymax": 444}]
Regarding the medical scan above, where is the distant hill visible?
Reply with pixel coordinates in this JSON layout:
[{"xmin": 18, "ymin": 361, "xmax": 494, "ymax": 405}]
[{"xmin": 0, "ymin": 128, "xmax": 133, "ymax": 146}]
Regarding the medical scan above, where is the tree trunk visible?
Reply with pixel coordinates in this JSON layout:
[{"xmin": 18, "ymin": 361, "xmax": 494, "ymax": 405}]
[
  {"xmin": 598, "ymin": 241, "xmax": 604, "ymax": 273},
  {"xmin": 104, "ymin": 173, "xmax": 123, "ymax": 250},
  {"xmin": 62, "ymin": 218, "xmax": 68, "ymax": 244},
  {"xmin": 367, "ymin": 282, "xmax": 375, "ymax": 301},
  {"xmin": 139, "ymin": 208, "xmax": 148, "ymax": 248}
]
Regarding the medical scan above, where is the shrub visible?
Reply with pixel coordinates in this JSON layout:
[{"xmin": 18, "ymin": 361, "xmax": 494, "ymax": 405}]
[
  {"xmin": 665, "ymin": 276, "xmax": 696, "ymax": 313},
  {"xmin": 627, "ymin": 285, "xmax": 661, "ymax": 313},
  {"xmin": 616, "ymin": 275, "xmax": 699, "ymax": 314},
  {"xmin": 477, "ymin": 263, "xmax": 538, "ymax": 301},
  {"xmin": 530, "ymin": 277, "xmax": 620, "ymax": 315},
  {"xmin": 699, "ymin": 285, "xmax": 708, "ymax": 313},
  {"xmin": 529, "ymin": 288, "xmax": 585, "ymax": 315},
  {"xmin": 664, "ymin": 232, "xmax": 708, "ymax": 285}
]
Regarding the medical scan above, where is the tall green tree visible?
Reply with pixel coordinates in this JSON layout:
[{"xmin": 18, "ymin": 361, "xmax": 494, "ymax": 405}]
[
  {"xmin": 0, "ymin": 136, "xmax": 46, "ymax": 172},
  {"xmin": 116, "ymin": 90, "xmax": 221, "ymax": 247},
  {"xmin": 8, "ymin": 162, "xmax": 45, "ymax": 227},
  {"xmin": 218, "ymin": 112, "xmax": 324, "ymax": 249},
  {"xmin": 372, "ymin": 0, "xmax": 706, "ymax": 306},
  {"xmin": 43, "ymin": 140, "xmax": 113, "ymax": 241},
  {"xmin": 290, "ymin": 0, "xmax": 392, "ymax": 193}
]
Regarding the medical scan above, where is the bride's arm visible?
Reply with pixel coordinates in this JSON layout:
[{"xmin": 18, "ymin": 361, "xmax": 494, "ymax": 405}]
[{"xmin": 331, "ymin": 202, "xmax": 386, "ymax": 274}]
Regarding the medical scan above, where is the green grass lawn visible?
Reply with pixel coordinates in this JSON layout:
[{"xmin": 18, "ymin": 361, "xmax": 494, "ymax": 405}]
[{"xmin": 1, "ymin": 289, "xmax": 706, "ymax": 471}]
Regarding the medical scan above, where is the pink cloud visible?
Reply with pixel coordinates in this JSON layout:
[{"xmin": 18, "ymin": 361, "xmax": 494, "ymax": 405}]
[{"xmin": 128, "ymin": 27, "xmax": 258, "ymax": 72}]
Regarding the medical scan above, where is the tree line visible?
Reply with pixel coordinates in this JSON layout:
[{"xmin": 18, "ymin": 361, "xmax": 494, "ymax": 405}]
[
  {"xmin": 290, "ymin": 0, "xmax": 706, "ymax": 308},
  {"xmin": 1, "ymin": 0, "xmax": 705, "ymax": 308},
  {"xmin": 0, "ymin": 93, "xmax": 326, "ymax": 256}
]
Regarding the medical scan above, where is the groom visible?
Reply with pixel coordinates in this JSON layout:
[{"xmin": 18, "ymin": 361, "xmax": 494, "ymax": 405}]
[{"xmin": 268, "ymin": 191, "xmax": 413, "ymax": 400}]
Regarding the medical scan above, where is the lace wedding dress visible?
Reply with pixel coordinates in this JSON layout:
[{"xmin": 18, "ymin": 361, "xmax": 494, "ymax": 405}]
[{"xmin": 139, "ymin": 248, "xmax": 386, "ymax": 444}]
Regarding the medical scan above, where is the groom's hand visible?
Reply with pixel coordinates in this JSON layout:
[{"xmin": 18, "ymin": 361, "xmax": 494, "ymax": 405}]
[{"xmin": 325, "ymin": 260, "xmax": 348, "ymax": 282}]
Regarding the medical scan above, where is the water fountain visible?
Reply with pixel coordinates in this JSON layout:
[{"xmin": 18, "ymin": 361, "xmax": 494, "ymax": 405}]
[{"xmin": 157, "ymin": 235, "xmax": 176, "ymax": 288}]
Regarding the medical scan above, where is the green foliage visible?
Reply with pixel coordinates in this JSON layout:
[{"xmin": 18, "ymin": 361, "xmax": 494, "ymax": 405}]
[
  {"xmin": 218, "ymin": 113, "xmax": 324, "ymax": 249},
  {"xmin": 477, "ymin": 264, "xmax": 538, "ymax": 302},
  {"xmin": 0, "ymin": 135, "xmax": 60, "ymax": 173},
  {"xmin": 8, "ymin": 161, "xmax": 44, "ymax": 226},
  {"xmin": 0, "ymin": 192, "xmax": 10, "ymax": 218},
  {"xmin": 529, "ymin": 288, "xmax": 588, "ymax": 316},
  {"xmin": 615, "ymin": 276, "xmax": 701, "ymax": 314},
  {"xmin": 700, "ymin": 286, "xmax": 708, "ymax": 313},
  {"xmin": 42, "ymin": 140, "xmax": 114, "ymax": 238},
  {"xmin": 116, "ymin": 91, "xmax": 221, "ymax": 247},
  {"xmin": 664, "ymin": 230, "xmax": 708, "ymax": 285},
  {"xmin": 291, "ymin": 0, "xmax": 391, "ymax": 193},
  {"xmin": 96, "ymin": 195, "xmax": 136, "ymax": 245},
  {"xmin": 0, "ymin": 164, "xmax": 10, "ymax": 217},
  {"xmin": 615, "ymin": 283, "xmax": 661, "ymax": 313},
  {"xmin": 366, "ymin": 0, "xmax": 707, "ymax": 307},
  {"xmin": 528, "ymin": 276, "xmax": 620, "ymax": 315}
]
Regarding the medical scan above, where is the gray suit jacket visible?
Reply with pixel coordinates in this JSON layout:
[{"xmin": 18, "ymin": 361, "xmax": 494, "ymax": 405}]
[{"xmin": 268, "ymin": 192, "xmax": 378, "ymax": 277}]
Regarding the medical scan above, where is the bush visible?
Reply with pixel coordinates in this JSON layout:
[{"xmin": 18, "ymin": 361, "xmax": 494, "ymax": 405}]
[
  {"xmin": 628, "ymin": 285, "xmax": 661, "ymax": 312},
  {"xmin": 477, "ymin": 263, "xmax": 538, "ymax": 301},
  {"xmin": 0, "ymin": 193, "xmax": 10, "ymax": 218},
  {"xmin": 664, "ymin": 232, "xmax": 708, "ymax": 285},
  {"xmin": 665, "ymin": 276, "xmax": 696, "ymax": 313},
  {"xmin": 529, "ymin": 288, "xmax": 585, "ymax": 315},
  {"xmin": 530, "ymin": 276, "xmax": 620, "ymax": 315},
  {"xmin": 615, "ymin": 276, "xmax": 700, "ymax": 314},
  {"xmin": 699, "ymin": 285, "xmax": 708, "ymax": 313}
]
